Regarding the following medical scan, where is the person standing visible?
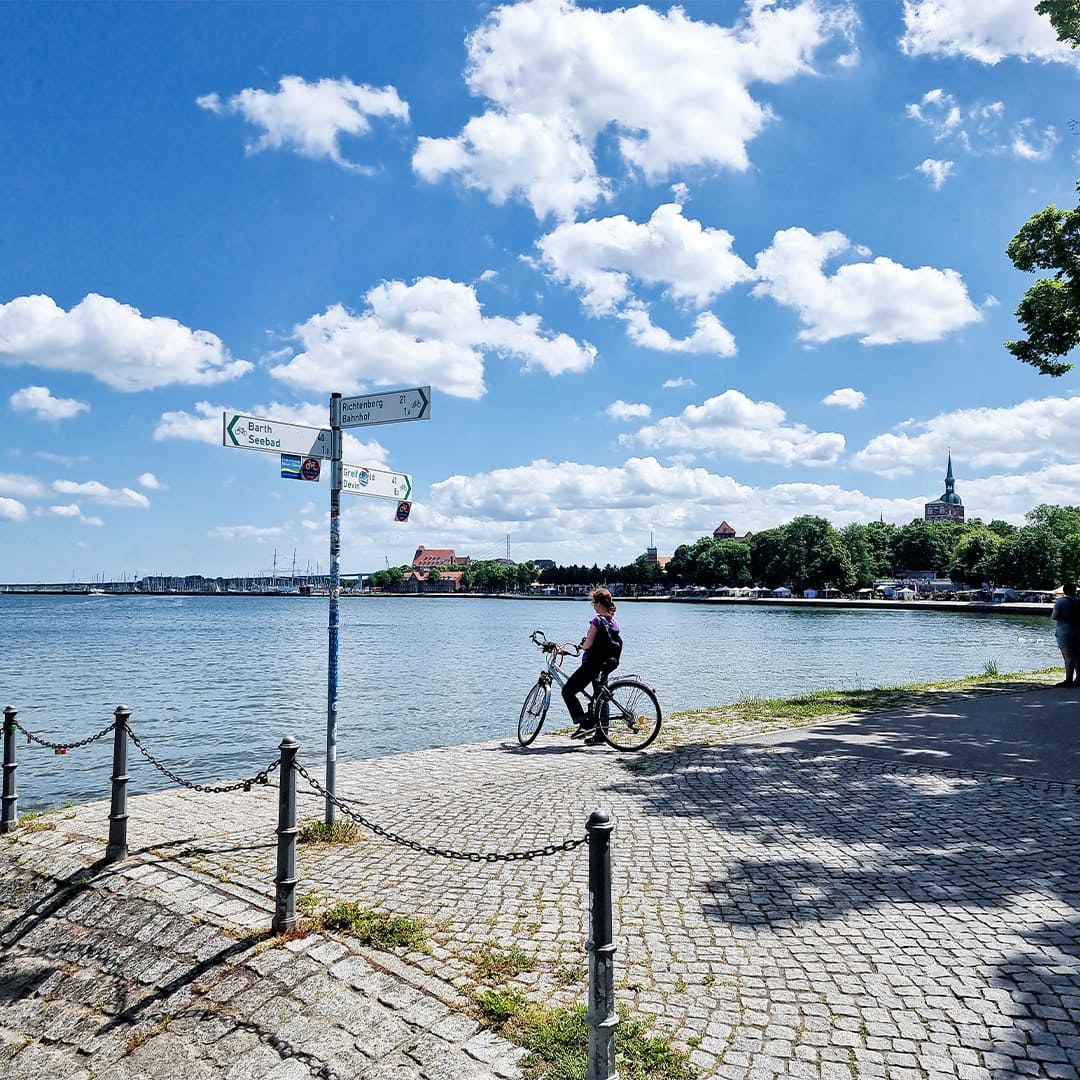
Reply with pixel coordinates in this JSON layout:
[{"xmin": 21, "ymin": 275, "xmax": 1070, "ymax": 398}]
[
  {"xmin": 561, "ymin": 588, "xmax": 621, "ymax": 744},
  {"xmin": 1051, "ymin": 582, "xmax": 1079, "ymax": 686}
]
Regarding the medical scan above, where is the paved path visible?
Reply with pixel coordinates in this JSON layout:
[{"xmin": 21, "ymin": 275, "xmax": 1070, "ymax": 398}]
[{"xmin": 2, "ymin": 682, "xmax": 1079, "ymax": 1079}]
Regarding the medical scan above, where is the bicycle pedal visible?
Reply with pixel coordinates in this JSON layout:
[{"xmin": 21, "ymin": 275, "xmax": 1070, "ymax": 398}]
[{"xmin": 570, "ymin": 726, "xmax": 595, "ymax": 740}]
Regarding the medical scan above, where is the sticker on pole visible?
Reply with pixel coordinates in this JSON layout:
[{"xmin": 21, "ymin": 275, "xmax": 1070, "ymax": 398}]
[
  {"xmin": 395, "ymin": 500, "xmax": 412, "ymax": 522},
  {"xmin": 300, "ymin": 457, "xmax": 321, "ymax": 481},
  {"xmin": 281, "ymin": 454, "xmax": 301, "ymax": 479}
]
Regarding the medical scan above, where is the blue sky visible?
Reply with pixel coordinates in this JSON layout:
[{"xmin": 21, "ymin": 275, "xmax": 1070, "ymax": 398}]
[{"xmin": 3, "ymin": 0, "xmax": 1080, "ymax": 582}]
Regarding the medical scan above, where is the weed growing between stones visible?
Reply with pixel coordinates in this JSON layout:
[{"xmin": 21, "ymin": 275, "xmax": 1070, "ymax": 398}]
[
  {"xmin": 297, "ymin": 819, "xmax": 365, "ymax": 845},
  {"xmin": 471, "ymin": 942, "xmax": 537, "ymax": 981},
  {"xmin": 473, "ymin": 991, "xmax": 696, "ymax": 1079},
  {"xmin": 311, "ymin": 901, "xmax": 428, "ymax": 952}
]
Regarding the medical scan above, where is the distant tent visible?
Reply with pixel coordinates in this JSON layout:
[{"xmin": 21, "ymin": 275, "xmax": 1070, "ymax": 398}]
[
  {"xmin": 896, "ymin": 587, "xmax": 916, "ymax": 599},
  {"xmin": 772, "ymin": 586, "xmax": 792, "ymax": 598}
]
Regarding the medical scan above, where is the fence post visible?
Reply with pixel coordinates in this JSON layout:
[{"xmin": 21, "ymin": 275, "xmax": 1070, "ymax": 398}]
[
  {"xmin": 273, "ymin": 736, "xmax": 299, "ymax": 934},
  {"xmin": 586, "ymin": 809, "xmax": 618, "ymax": 1080},
  {"xmin": 105, "ymin": 706, "xmax": 131, "ymax": 863},
  {"xmin": 1, "ymin": 707, "xmax": 17, "ymax": 834}
]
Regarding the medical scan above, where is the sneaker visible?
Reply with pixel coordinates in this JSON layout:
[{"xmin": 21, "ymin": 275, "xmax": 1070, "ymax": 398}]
[
  {"xmin": 584, "ymin": 732, "xmax": 605, "ymax": 746},
  {"xmin": 570, "ymin": 725, "xmax": 595, "ymax": 739}
]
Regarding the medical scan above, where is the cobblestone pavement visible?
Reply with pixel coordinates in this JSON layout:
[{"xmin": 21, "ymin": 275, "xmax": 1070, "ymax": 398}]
[{"xmin": 2, "ymin": 687, "xmax": 1080, "ymax": 1079}]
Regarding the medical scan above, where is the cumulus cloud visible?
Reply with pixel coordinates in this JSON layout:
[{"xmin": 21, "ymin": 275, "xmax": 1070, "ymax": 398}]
[
  {"xmin": 0, "ymin": 294, "xmax": 252, "ymax": 391},
  {"xmin": 917, "ymin": 158, "xmax": 955, "ymax": 189},
  {"xmin": 52, "ymin": 480, "xmax": 151, "ymax": 508},
  {"xmin": 0, "ymin": 497, "xmax": 27, "ymax": 522},
  {"xmin": 10, "ymin": 385, "xmax": 89, "ymax": 420},
  {"xmin": 138, "ymin": 473, "xmax": 163, "ymax": 490},
  {"xmin": 198, "ymin": 76, "xmax": 409, "ymax": 170},
  {"xmin": 628, "ymin": 389, "xmax": 846, "ymax": 466},
  {"xmin": 0, "ymin": 473, "xmax": 46, "ymax": 498},
  {"xmin": 900, "ymin": 0, "xmax": 1079, "ymax": 65},
  {"xmin": 538, "ymin": 202, "xmax": 753, "ymax": 314},
  {"xmin": 752, "ymin": 227, "xmax": 982, "ymax": 344},
  {"xmin": 620, "ymin": 306, "xmax": 737, "ymax": 356},
  {"xmin": 270, "ymin": 277, "xmax": 596, "ymax": 398},
  {"xmin": 663, "ymin": 377, "xmax": 696, "ymax": 389},
  {"xmin": 606, "ymin": 400, "xmax": 651, "ymax": 421},
  {"xmin": 414, "ymin": 0, "xmax": 856, "ymax": 218},
  {"xmin": 852, "ymin": 395, "xmax": 1080, "ymax": 477},
  {"xmin": 823, "ymin": 387, "xmax": 866, "ymax": 409}
]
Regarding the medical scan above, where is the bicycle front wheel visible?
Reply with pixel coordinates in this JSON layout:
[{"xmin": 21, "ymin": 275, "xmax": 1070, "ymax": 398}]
[
  {"xmin": 518, "ymin": 681, "xmax": 550, "ymax": 746},
  {"xmin": 596, "ymin": 680, "xmax": 662, "ymax": 751}
]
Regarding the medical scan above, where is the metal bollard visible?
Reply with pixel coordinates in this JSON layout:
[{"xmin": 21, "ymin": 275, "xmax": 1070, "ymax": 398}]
[
  {"xmin": 586, "ymin": 809, "xmax": 618, "ymax": 1080},
  {"xmin": 273, "ymin": 736, "xmax": 299, "ymax": 934},
  {"xmin": 1, "ymin": 706, "xmax": 17, "ymax": 834},
  {"xmin": 105, "ymin": 706, "xmax": 131, "ymax": 863}
]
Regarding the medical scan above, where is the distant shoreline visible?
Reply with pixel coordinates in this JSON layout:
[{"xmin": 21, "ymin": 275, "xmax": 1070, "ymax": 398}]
[{"xmin": 1, "ymin": 589, "xmax": 1053, "ymax": 617}]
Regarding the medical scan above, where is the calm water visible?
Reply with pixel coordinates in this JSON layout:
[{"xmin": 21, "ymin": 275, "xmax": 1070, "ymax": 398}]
[{"xmin": 0, "ymin": 594, "xmax": 1056, "ymax": 808}]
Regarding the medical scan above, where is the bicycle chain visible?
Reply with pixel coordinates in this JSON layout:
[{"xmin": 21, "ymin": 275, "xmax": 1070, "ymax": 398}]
[
  {"xmin": 12, "ymin": 716, "xmax": 115, "ymax": 752},
  {"xmin": 126, "ymin": 724, "xmax": 281, "ymax": 793},
  {"xmin": 293, "ymin": 760, "xmax": 587, "ymax": 862}
]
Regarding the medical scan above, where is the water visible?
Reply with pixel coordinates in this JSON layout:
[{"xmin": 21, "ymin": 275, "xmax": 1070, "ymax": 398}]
[{"xmin": 0, "ymin": 594, "xmax": 1056, "ymax": 808}]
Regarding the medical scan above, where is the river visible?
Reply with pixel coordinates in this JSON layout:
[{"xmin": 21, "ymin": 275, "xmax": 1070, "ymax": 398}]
[{"xmin": 0, "ymin": 594, "xmax": 1057, "ymax": 808}]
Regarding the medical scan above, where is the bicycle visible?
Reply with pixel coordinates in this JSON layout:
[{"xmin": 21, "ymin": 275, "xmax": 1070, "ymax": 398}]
[{"xmin": 517, "ymin": 629, "xmax": 662, "ymax": 751}]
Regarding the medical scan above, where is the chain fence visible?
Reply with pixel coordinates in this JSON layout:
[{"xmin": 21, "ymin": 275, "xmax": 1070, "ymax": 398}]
[
  {"xmin": 12, "ymin": 715, "xmax": 114, "ymax": 753},
  {"xmin": 293, "ymin": 758, "xmax": 587, "ymax": 862},
  {"xmin": 126, "ymin": 725, "xmax": 281, "ymax": 794}
]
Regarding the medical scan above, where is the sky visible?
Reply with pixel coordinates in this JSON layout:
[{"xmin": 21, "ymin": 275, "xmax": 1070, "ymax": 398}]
[{"xmin": 3, "ymin": 0, "xmax": 1080, "ymax": 583}]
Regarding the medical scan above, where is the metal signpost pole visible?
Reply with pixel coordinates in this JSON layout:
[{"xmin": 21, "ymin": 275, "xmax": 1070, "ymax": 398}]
[{"xmin": 326, "ymin": 393, "xmax": 342, "ymax": 825}]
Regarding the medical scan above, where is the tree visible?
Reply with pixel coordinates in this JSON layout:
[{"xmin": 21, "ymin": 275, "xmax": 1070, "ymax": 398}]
[
  {"xmin": 892, "ymin": 520, "xmax": 952, "ymax": 575},
  {"xmin": 776, "ymin": 516, "xmax": 855, "ymax": 592},
  {"xmin": 1026, "ymin": 503, "xmax": 1080, "ymax": 541},
  {"xmin": 948, "ymin": 527, "xmax": 1002, "ymax": 587},
  {"xmin": 1037, "ymin": 0, "xmax": 1080, "ymax": 47},
  {"xmin": 990, "ymin": 526, "xmax": 1063, "ymax": 589}
]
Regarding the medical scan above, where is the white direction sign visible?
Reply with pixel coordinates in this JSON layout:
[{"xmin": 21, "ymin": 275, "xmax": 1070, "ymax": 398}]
[
  {"xmin": 341, "ymin": 463, "xmax": 413, "ymax": 502},
  {"xmin": 339, "ymin": 387, "xmax": 430, "ymax": 429},
  {"xmin": 223, "ymin": 413, "xmax": 332, "ymax": 459}
]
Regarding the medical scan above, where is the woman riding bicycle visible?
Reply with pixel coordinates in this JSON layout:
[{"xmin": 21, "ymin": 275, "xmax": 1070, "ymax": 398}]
[{"xmin": 561, "ymin": 588, "xmax": 621, "ymax": 744}]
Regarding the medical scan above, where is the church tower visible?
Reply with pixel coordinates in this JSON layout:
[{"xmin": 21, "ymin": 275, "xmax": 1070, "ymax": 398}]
[{"xmin": 924, "ymin": 453, "xmax": 965, "ymax": 524}]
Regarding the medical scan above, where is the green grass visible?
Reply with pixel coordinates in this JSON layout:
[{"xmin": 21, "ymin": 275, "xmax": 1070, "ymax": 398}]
[
  {"xmin": 471, "ymin": 942, "xmax": 537, "ymax": 981},
  {"xmin": 311, "ymin": 901, "xmax": 428, "ymax": 952},
  {"xmin": 474, "ymin": 993, "xmax": 696, "ymax": 1080},
  {"xmin": 298, "ymin": 818, "xmax": 365, "ymax": 845}
]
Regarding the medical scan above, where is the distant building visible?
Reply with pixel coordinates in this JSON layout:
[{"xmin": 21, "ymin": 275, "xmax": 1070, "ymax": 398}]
[
  {"xmin": 713, "ymin": 521, "xmax": 753, "ymax": 541},
  {"xmin": 412, "ymin": 545, "xmax": 470, "ymax": 568},
  {"xmin": 924, "ymin": 454, "xmax": 965, "ymax": 524}
]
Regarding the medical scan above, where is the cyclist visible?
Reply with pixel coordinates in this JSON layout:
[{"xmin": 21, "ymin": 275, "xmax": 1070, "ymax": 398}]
[{"xmin": 560, "ymin": 588, "xmax": 621, "ymax": 744}]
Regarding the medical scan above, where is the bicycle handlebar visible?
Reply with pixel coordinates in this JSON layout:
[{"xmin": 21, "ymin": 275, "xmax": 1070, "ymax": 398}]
[{"xmin": 529, "ymin": 629, "xmax": 581, "ymax": 657}]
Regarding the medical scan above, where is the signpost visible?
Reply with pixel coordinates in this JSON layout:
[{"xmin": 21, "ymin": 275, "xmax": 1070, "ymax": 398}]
[
  {"xmin": 339, "ymin": 386, "xmax": 430, "ymax": 428},
  {"xmin": 223, "ymin": 413, "xmax": 331, "ymax": 458},
  {"xmin": 223, "ymin": 388, "xmax": 429, "ymax": 825}
]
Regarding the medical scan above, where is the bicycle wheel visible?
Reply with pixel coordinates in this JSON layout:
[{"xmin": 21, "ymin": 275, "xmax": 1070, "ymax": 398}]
[
  {"xmin": 595, "ymin": 679, "xmax": 662, "ymax": 751},
  {"xmin": 518, "ymin": 681, "xmax": 550, "ymax": 746}
]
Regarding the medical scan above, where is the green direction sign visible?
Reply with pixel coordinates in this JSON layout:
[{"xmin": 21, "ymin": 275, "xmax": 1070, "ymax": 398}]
[
  {"xmin": 339, "ymin": 386, "xmax": 430, "ymax": 429},
  {"xmin": 223, "ymin": 413, "xmax": 332, "ymax": 458},
  {"xmin": 340, "ymin": 463, "xmax": 412, "ymax": 502}
]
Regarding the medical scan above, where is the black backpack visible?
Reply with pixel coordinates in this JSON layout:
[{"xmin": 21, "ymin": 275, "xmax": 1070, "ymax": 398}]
[{"xmin": 590, "ymin": 616, "xmax": 623, "ymax": 669}]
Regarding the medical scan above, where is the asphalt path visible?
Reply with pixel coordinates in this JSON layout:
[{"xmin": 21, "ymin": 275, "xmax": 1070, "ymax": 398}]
[{"xmin": 739, "ymin": 683, "xmax": 1080, "ymax": 784}]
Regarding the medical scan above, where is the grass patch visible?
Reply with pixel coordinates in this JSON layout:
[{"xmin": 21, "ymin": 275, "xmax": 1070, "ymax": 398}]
[
  {"xmin": 474, "ymin": 992, "xmax": 696, "ymax": 1079},
  {"xmin": 179, "ymin": 845, "xmax": 211, "ymax": 858},
  {"xmin": 311, "ymin": 901, "xmax": 427, "ymax": 952},
  {"xmin": 673, "ymin": 668, "xmax": 1062, "ymax": 734},
  {"xmin": 298, "ymin": 819, "xmax": 365, "ymax": 845},
  {"xmin": 472, "ymin": 942, "xmax": 537, "ymax": 981}
]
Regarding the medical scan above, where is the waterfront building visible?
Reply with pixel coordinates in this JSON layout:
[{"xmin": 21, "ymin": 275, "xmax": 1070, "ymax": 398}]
[{"xmin": 924, "ymin": 454, "xmax": 965, "ymax": 524}]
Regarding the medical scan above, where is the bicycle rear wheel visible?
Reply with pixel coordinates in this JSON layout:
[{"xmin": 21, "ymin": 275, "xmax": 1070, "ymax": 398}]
[
  {"xmin": 596, "ymin": 679, "xmax": 661, "ymax": 751},
  {"xmin": 518, "ymin": 681, "xmax": 550, "ymax": 746}
]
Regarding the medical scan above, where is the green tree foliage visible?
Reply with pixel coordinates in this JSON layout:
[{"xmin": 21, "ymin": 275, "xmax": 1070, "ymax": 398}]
[
  {"xmin": 1037, "ymin": 0, "xmax": 1080, "ymax": 47},
  {"xmin": 892, "ymin": 520, "xmax": 953, "ymax": 575},
  {"xmin": 667, "ymin": 537, "xmax": 752, "ymax": 587},
  {"xmin": 749, "ymin": 528, "xmax": 787, "ymax": 588},
  {"xmin": 948, "ymin": 527, "xmax": 1003, "ymax": 586},
  {"xmin": 989, "ymin": 526, "xmax": 1063, "ymax": 589},
  {"xmin": 370, "ymin": 565, "xmax": 408, "ymax": 590},
  {"xmin": 1005, "ymin": 182, "xmax": 1080, "ymax": 375},
  {"xmin": 1025, "ymin": 503, "xmax": 1080, "ymax": 540}
]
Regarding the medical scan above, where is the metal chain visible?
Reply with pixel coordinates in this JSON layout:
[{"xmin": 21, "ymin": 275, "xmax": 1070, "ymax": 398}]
[
  {"xmin": 293, "ymin": 759, "xmax": 587, "ymax": 862},
  {"xmin": 12, "ymin": 716, "xmax": 115, "ymax": 752},
  {"xmin": 125, "ymin": 724, "xmax": 281, "ymax": 793}
]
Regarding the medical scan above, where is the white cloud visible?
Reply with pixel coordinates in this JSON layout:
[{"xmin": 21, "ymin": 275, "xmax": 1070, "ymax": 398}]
[
  {"xmin": 606, "ymin": 400, "xmax": 651, "ymax": 421},
  {"xmin": 207, "ymin": 523, "xmax": 291, "ymax": 541},
  {"xmin": 198, "ymin": 76, "xmax": 409, "ymax": 171},
  {"xmin": 917, "ymin": 158, "xmax": 956, "ymax": 189},
  {"xmin": 414, "ymin": 0, "xmax": 856, "ymax": 219},
  {"xmin": 620, "ymin": 306, "xmax": 737, "ymax": 357},
  {"xmin": 138, "ymin": 473, "xmax": 163, "ymax": 490},
  {"xmin": 0, "ymin": 294, "xmax": 252, "ymax": 391},
  {"xmin": 270, "ymin": 277, "xmax": 596, "ymax": 398},
  {"xmin": 823, "ymin": 387, "xmax": 866, "ymax": 409},
  {"xmin": 48, "ymin": 503, "xmax": 82, "ymax": 518},
  {"xmin": 663, "ymin": 377, "xmax": 696, "ymax": 389},
  {"xmin": 628, "ymin": 390, "xmax": 846, "ymax": 466},
  {"xmin": 900, "ymin": 0, "xmax": 1078, "ymax": 65},
  {"xmin": 0, "ymin": 473, "xmax": 46, "ymax": 498},
  {"xmin": 538, "ymin": 202, "xmax": 753, "ymax": 315},
  {"xmin": 852, "ymin": 395, "xmax": 1080, "ymax": 477},
  {"xmin": 10, "ymin": 385, "xmax": 89, "ymax": 420},
  {"xmin": 752, "ymin": 227, "xmax": 982, "ymax": 344},
  {"xmin": 908, "ymin": 89, "xmax": 1058, "ymax": 161},
  {"xmin": 52, "ymin": 480, "xmax": 151, "ymax": 508},
  {"xmin": 0, "ymin": 497, "xmax": 27, "ymax": 522}
]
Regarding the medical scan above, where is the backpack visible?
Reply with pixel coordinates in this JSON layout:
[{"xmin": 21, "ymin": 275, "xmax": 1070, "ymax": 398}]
[{"xmin": 590, "ymin": 616, "xmax": 623, "ymax": 670}]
